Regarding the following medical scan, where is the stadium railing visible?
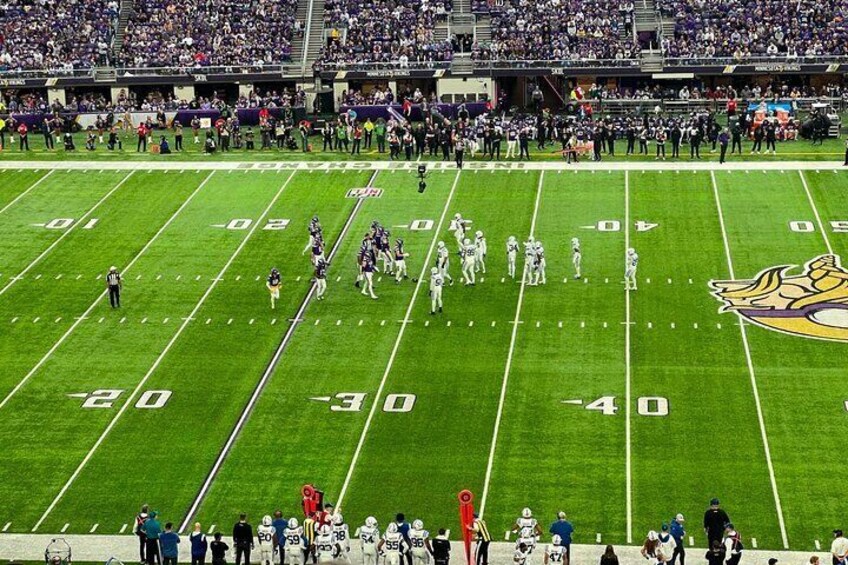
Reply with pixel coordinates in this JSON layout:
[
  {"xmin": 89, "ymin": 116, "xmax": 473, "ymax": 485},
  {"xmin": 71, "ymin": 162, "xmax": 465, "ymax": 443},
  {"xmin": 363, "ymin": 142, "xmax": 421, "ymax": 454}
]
[
  {"xmin": 662, "ymin": 54, "xmax": 848, "ymax": 66},
  {"xmin": 473, "ymin": 59, "xmax": 642, "ymax": 70}
]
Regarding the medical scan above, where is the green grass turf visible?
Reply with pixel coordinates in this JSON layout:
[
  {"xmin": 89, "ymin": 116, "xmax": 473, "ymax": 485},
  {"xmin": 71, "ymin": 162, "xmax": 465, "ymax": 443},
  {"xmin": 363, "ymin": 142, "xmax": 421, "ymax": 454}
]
[
  {"xmin": 0, "ymin": 165, "xmax": 846, "ymax": 551},
  {"xmin": 0, "ymin": 130, "xmax": 845, "ymax": 162}
]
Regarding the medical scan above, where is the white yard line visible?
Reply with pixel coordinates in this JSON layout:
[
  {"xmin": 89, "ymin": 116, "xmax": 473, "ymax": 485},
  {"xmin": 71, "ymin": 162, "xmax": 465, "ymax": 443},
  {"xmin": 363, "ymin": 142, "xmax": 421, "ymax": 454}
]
[
  {"xmin": 797, "ymin": 171, "xmax": 835, "ymax": 255},
  {"xmin": 0, "ymin": 171, "xmax": 135, "ymax": 298},
  {"xmin": 0, "ymin": 160, "xmax": 844, "ymax": 172},
  {"xmin": 710, "ymin": 171, "xmax": 789, "ymax": 549},
  {"xmin": 32, "ymin": 170, "xmax": 298, "ymax": 532},
  {"xmin": 479, "ymin": 170, "xmax": 544, "ymax": 517},
  {"xmin": 0, "ymin": 172, "xmax": 217, "ymax": 410},
  {"xmin": 0, "ymin": 169, "xmax": 54, "ymax": 214},
  {"xmin": 624, "ymin": 170, "xmax": 633, "ymax": 544},
  {"xmin": 335, "ymin": 170, "xmax": 463, "ymax": 510},
  {"xmin": 178, "ymin": 171, "xmax": 379, "ymax": 533}
]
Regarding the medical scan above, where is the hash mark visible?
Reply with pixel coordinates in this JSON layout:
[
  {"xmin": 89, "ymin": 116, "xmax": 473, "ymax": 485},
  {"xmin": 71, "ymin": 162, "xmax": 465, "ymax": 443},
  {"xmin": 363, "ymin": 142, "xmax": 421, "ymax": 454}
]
[
  {"xmin": 447, "ymin": 320, "xmax": 452, "ymax": 327},
  {"xmin": 90, "ymin": 523, "xmax": 99, "ymax": 533},
  {"xmin": 469, "ymin": 321, "xmax": 474, "ymax": 327},
  {"xmin": 670, "ymin": 322, "xmax": 676, "ymax": 329},
  {"xmin": 558, "ymin": 321, "xmax": 562, "ymax": 328},
  {"xmin": 76, "ymin": 275, "xmax": 82, "ymax": 280},
  {"xmin": 425, "ymin": 320, "xmax": 430, "ymax": 327},
  {"xmin": 54, "ymin": 317, "xmax": 62, "ymax": 323},
  {"xmin": 336, "ymin": 319, "xmax": 342, "ymax": 326},
  {"xmin": 491, "ymin": 321, "xmax": 496, "ymax": 327},
  {"xmin": 33, "ymin": 317, "xmax": 40, "ymax": 323},
  {"xmin": 380, "ymin": 320, "xmax": 386, "ymax": 326},
  {"xmin": 55, "ymin": 274, "xmax": 62, "ymax": 280},
  {"xmin": 646, "ymin": 278, "xmax": 651, "ymax": 284},
  {"xmin": 196, "ymin": 275, "xmax": 201, "ymax": 281},
  {"xmin": 689, "ymin": 536, "xmax": 694, "ymax": 547},
  {"xmin": 141, "ymin": 318, "xmax": 147, "ymax": 324},
  {"xmin": 580, "ymin": 321, "xmax": 585, "ymax": 328},
  {"xmin": 603, "ymin": 322, "xmax": 608, "ymax": 328},
  {"xmin": 693, "ymin": 323, "xmax": 698, "ymax": 329},
  {"xmin": 717, "ymin": 323, "xmax": 722, "ymax": 329},
  {"xmin": 296, "ymin": 276, "xmax": 301, "ymax": 282},
  {"xmin": 535, "ymin": 321, "xmax": 540, "ymax": 328},
  {"xmin": 227, "ymin": 319, "xmax": 233, "ymax": 325},
  {"xmin": 156, "ymin": 274, "xmax": 162, "ymax": 280},
  {"xmin": 176, "ymin": 275, "xmax": 181, "ymax": 281},
  {"xmin": 61, "ymin": 523, "xmax": 69, "ymax": 533},
  {"xmin": 136, "ymin": 275, "xmax": 142, "ymax": 280},
  {"xmin": 209, "ymin": 524, "xmax": 216, "ymax": 534},
  {"xmin": 272, "ymin": 319, "xmax": 278, "ymax": 325},
  {"xmin": 358, "ymin": 320, "xmax": 364, "ymax": 326},
  {"xmin": 163, "ymin": 318, "xmax": 169, "ymax": 324},
  {"xmin": 313, "ymin": 319, "xmax": 319, "ymax": 326},
  {"xmin": 249, "ymin": 319, "xmax": 255, "ymax": 325},
  {"xmin": 35, "ymin": 274, "xmax": 42, "ymax": 280},
  {"xmin": 119, "ymin": 317, "xmax": 126, "ymax": 324},
  {"xmin": 335, "ymin": 276, "xmax": 342, "ymax": 282},
  {"xmin": 2, "ymin": 522, "xmax": 10, "ymax": 532},
  {"xmin": 98, "ymin": 317, "xmax": 104, "ymax": 323},
  {"xmin": 816, "ymin": 540, "xmax": 821, "ymax": 550},
  {"xmin": 648, "ymin": 322, "xmax": 653, "ymax": 329}
]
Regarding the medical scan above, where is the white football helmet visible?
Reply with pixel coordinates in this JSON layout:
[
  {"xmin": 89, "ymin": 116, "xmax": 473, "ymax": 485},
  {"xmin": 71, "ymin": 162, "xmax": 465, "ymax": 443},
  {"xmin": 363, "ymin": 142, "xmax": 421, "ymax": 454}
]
[
  {"xmin": 463, "ymin": 238, "xmax": 470, "ymax": 245},
  {"xmin": 387, "ymin": 522, "xmax": 399, "ymax": 534},
  {"xmin": 366, "ymin": 516, "xmax": 378, "ymax": 528},
  {"xmin": 552, "ymin": 535, "xmax": 562, "ymax": 546},
  {"xmin": 522, "ymin": 507, "xmax": 532, "ymax": 519},
  {"xmin": 437, "ymin": 241, "xmax": 445, "ymax": 249},
  {"xmin": 627, "ymin": 247, "xmax": 636, "ymax": 256},
  {"xmin": 475, "ymin": 230, "xmax": 483, "ymax": 238},
  {"xmin": 571, "ymin": 237, "xmax": 579, "ymax": 247},
  {"xmin": 508, "ymin": 236, "xmax": 516, "ymax": 243},
  {"xmin": 647, "ymin": 530, "xmax": 658, "ymax": 541},
  {"xmin": 320, "ymin": 524, "xmax": 332, "ymax": 536},
  {"xmin": 262, "ymin": 515, "xmax": 272, "ymax": 526},
  {"xmin": 454, "ymin": 213, "xmax": 461, "ymax": 220},
  {"xmin": 333, "ymin": 513, "xmax": 344, "ymax": 525},
  {"xmin": 413, "ymin": 519, "xmax": 424, "ymax": 531},
  {"xmin": 431, "ymin": 267, "xmax": 438, "ymax": 274},
  {"xmin": 535, "ymin": 241, "xmax": 542, "ymax": 249},
  {"xmin": 288, "ymin": 518, "xmax": 299, "ymax": 529}
]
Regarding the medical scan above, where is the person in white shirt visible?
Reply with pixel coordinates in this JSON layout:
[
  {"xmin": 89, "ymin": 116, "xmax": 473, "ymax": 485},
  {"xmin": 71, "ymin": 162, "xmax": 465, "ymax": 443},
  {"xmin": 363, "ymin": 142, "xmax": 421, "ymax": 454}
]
[
  {"xmin": 656, "ymin": 524, "xmax": 677, "ymax": 565},
  {"xmin": 355, "ymin": 517, "xmax": 380, "ymax": 565},
  {"xmin": 832, "ymin": 530, "xmax": 848, "ymax": 565},
  {"xmin": 506, "ymin": 236, "xmax": 519, "ymax": 279},
  {"xmin": 257, "ymin": 515, "xmax": 278, "ymax": 565},
  {"xmin": 722, "ymin": 524, "xmax": 743, "ymax": 565},
  {"xmin": 571, "ymin": 237, "xmax": 582, "ymax": 279},
  {"xmin": 461, "ymin": 238, "xmax": 477, "ymax": 286},
  {"xmin": 474, "ymin": 231, "xmax": 487, "ymax": 274},
  {"xmin": 625, "ymin": 247, "xmax": 639, "ymax": 291}
]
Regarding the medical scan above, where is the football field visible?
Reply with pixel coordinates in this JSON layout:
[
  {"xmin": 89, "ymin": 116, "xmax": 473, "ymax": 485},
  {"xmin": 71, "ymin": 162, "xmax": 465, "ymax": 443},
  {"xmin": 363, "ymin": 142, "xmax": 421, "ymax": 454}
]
[{"xmin": 0, "ymin": 160, "xmax": 846, "ymax": 551}]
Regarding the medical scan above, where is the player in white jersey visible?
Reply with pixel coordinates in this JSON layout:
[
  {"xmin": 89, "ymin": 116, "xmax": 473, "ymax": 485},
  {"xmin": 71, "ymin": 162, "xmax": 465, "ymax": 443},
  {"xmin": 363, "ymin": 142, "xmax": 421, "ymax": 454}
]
[
  {"xmin": 514, "ymin": 543, "xmax": 531, "ymax": 565},
  {"xmin": 408, "ymin": 520, "xmax": 433, "ymax": 565},
  {"xmin": 474, "ymin": 231, "xmax": 487, "ymax": 273},
  {"xmin": 355, "ymin": 517, "xmax": 380, "ymax": 565},
  {"xmin": 430, "ymin": 267, "xmax": 444, "ymax": 314},
  {"xmin": 544, "ymin": 535, "xmax": 566, "ymax": 565},
  {"xmin": 522, "ymin": 238, "xmax": 536, "ymax": 285},
  {"xmin": 257, "ymin": 515, "xmax": 278, "ymax": 565},
  {"xmin": 449, "ymin": 213, "xmax": 470, "ymax": 250},
  {"xmin": 315, "ymin": 524, "xmax": 341, "ymax": 563},
  {"xmin": 332, "ymin": 514, "xmax": 352, "ymax": 563},
  {"xmin": 511, "ymin": 508, "xmax": 543, "ymax": 553},
  {"xmin": 571, "ymin": 237, "xmax": 582, "ymax": 279},
  {"xmin": 625, "ymin": 247, "xmax": 639, "ymax": 290},
  {"xmin": 378, "ymin": 522, "xmax": 407, "ymax": 565},
  {"xmin": 461, "ymin": 238, "xmax": 477, "ymax": 285},
  {"xmin": 436, "ymin": 241, "xmax": 454, "ymax": 286},
  {"xmin": 531, "ymin": 241, "xmax": 546, "ymax": 285},
  {"xmin": 506, "ymin": 236, "xmax": 519, "ymax": 279},
  {"xmin": 284, "ymin": 518, "xmax": 306, "ymax": 565}
]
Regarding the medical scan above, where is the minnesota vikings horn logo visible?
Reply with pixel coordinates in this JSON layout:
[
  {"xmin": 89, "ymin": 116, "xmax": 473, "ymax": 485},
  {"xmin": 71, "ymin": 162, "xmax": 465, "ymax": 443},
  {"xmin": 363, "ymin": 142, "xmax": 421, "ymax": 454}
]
[{"xmin": 710, "ymin": 254, "xmax": 848, "ymax": 342}]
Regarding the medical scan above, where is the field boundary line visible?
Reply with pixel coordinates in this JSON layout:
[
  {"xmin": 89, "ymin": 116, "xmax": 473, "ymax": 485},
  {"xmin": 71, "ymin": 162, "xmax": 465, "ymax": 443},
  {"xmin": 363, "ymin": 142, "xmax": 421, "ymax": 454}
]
[
  {"xmin": 335, "ymin": 169, "xmax": 463, "ymax": 510},
  {"xmin": 624, "ymin": 170, "xmax": 633, "ymax": 544},
  {"xmin": 0, "ymin": 172, "xmax": 217, "ymax": 410},
  {"xmin": 798, "ymin": 171, "xmax": 835, "ymax": 255},
  {"xmin": 0, "ymin": 160, "xmax": 843, "ymax": 173},
  {"xmin": 479, "ymin": 170, "xmax": 544, "ymax": 516},
  {"xmin": 0, "ymin": 169, "xmax": 54, "ymax": 214},
  {"xmin": 32, "ymin": 170, "xmax": 298, "ymax": 532},
  {"xmin": 0, "ymin": 170, "xmax": 135, "ymax": 298},
  {"xmin": 710, "ymin": 171, "xmax": 789, "ymax": 549},
  {"xmin": 178, "ymin": 170, "xmax": 378, "ymax": 532}
]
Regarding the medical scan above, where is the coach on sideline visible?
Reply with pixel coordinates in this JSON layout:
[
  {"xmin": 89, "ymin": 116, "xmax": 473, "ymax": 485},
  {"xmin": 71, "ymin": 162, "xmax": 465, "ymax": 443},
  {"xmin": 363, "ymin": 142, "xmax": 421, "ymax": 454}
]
[
  {"xmin": 549, "ymin": 512, "xmax": 574, "ymax": 558},
  {"xmin": 106, "ymin": 266, "xmax": 122, "ymax": 308}
]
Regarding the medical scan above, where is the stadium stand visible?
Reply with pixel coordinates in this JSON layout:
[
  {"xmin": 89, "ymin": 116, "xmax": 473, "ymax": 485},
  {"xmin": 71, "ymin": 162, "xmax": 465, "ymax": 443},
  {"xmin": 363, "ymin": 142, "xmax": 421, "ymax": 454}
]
[
  {"xmin": 659, "ymin": 0, "xmax": 848, "ymax": 62},
  {"xmin": 117, "ymin": 0, "xmax": 301, "ymax": 68},
  {"xmin": 317, "ymin": 0, "xmax": 454, "ymax": 67},
  {"xmin": 0, "ymin": 0, "xmax": 118, "ymax": 71}
]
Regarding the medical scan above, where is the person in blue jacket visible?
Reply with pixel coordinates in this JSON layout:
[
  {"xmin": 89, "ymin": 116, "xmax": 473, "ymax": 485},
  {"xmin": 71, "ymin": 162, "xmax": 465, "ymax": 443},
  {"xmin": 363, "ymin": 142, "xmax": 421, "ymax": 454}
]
[
  {"xmin": 670, "ymin": 514, "xmax": 686, "ymax": 565},
  {"xmin": 549, "ymin": 512, "xmax": 574, "ymax": 558}
]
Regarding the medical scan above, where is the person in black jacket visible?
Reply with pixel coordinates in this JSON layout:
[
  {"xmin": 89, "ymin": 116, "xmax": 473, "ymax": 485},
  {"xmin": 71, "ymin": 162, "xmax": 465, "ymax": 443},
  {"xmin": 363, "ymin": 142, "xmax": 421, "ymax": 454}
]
[
  {"xmin": 233, "ymin": 514, "xmax": 254, "ymax": 565},
  {"xmin": 751, "ymin": 125, "xmax": 764, "ymax": 154},
  {"xmin": 626, "ymin": 125, "xmax": 636, "ymax": 155},
  {"xmin": 705, "ymin": 540, "xmax": 725, "ymax": 565},
  {"xmin": 670, "ymin": 125, "xmax": 682, "ymax": 158},
  {"xmin": 731, "ymin": 123, "xmax": 743, "ymax": 154},
  {"xmin": 432, "ymin": 529, "xmax": 451, "ymax": 565},
  {"xmin": 703, "ymin": 499, "xmax": 730, "ymax": 547},
  {"xmin": 600, "ymin": 545, "xmax": 619, "ymax": 565},
  {"xmin": 211, "ymin": 532, "xmax": 229, "ymax": 565},
  {"xmin": 764, "ymin": 121, "xmax": 777, "ymax": 154}
]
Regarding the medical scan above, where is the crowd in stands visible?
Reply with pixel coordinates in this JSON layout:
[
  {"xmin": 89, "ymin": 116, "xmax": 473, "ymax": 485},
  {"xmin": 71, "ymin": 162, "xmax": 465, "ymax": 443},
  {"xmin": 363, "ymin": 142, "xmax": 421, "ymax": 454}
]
[
  {"xmin": 469, "ymin": 0, "xmax": 639, "ymax": 63},
  {"xmin": 572, "ymin": 82, "xmax": 848, "ymax": 102},
  {"xmin": 316, "ymin": 0, "xmax": 453, "ymax": 68},
  {"xmin": 660, "ymin": 0, "xmax": 848, "ymax": 61},
  {"xmin": 0, "ymin": 0, "xmax": 117, "ymax": 71},
  {"xmin": 117, "ymin": 0, "xmax": 301, "ymax": 68}
]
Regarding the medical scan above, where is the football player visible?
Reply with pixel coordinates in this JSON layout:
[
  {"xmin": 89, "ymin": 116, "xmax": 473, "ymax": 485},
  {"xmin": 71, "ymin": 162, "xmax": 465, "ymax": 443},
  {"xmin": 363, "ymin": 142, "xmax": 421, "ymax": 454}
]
[
  {"xmin": 625, "ymin": 247, "xmax": 639, "ymax": 291},
  {"xmin": 332, "ymin": 513, "xmax": 351, "ymax": 563},
  {"xmin": 474, "ymin": 231, "xmax": 487, "ymax": 274},
  {"xmin": 315, "ymin": 259, "xmax": 328, "ymax": 300},
  {"xmin": 461, "ymin": 238, "xmax": 477, "ymax": 286},
  {"xmin": 257, "ymin": 515, "xmax": 278, "ymax": 565},
  {"xmin": 315, "ymin": 524, "xmax": 340, "ymax": 563},
  {"xmin": 450, "ymin": 213, "xmax": 470, "ymax": 251},
  {"xmin": 378, "ymin": 522, "xmax": 407, "ymax": 565},
  {"xmin": 522, "ymin": 238, "xmax": 536, "ymax": 285},
  {"xmin": 311, "ymin": 235, "xmax": 326, "ymax": 266},
  {"xmin": 360, "ymin": 254, "xmax": 378, "ymax": 299},
  {"xmin": 511, "ymin": 508, "xmax": 542, "ymax": 554},
  {"xmin": 284, "ymin": 518, "xmax": 306, "ymax": 565},
  {"xmin": 394, "ymin": 238, "xmax": 409, "ymax": 283},
  {"xmin": 532, "ymin": 241, "xmax": 546, "ymax": 285},
  {"xmin": 436, "ymin": 241, "xmax": 454, "ymax": 286},
  {"xmin": 430, "ymin": 267, "xmax": 444, "ymax": 315},
  {"xmin": 506, "ymin": 236, "xmax": 519, "ymax": 279},
  {"xmin": 409, "ymin": 520, "xmax": 433, "ymax": 565},
  {"xmin": 571, "ymin": 238, "xmax": 582, "ymax": 279},
  {"xmin": 355, "ymin": 516, "xmax": 380, "ymax": 565},
  {"xmin": 355, "ymin": 234, "xmax": 375, "ymax": 288},
  {"xmin": 377, "ymin": 228, "xmax": 394, "ymax": 275},
  {"xmin": 303, "ymin": 216, "xmax": 323, "ymax": 255},
  {"xmin": 267, "ymin": 268, "xmax": 281, "ymax": 309},
  {"xmin": 544, "ymin": 535, "xmax": 566, "ymax": 565},
  {"xmin": 514, "ymin": 543, "xmax": 531, "ymax": 565}
]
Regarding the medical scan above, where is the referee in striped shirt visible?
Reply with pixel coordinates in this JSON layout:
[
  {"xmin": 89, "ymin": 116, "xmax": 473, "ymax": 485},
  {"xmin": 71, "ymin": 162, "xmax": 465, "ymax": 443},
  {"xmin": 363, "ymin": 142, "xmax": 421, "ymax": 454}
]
[
  {"xmin": 468, "ymin": 513, "xmax": 491, "ymax": 565},
  {"xmin": 106, "ymin": 266, "xmax": 122, "ymax": 308}
]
